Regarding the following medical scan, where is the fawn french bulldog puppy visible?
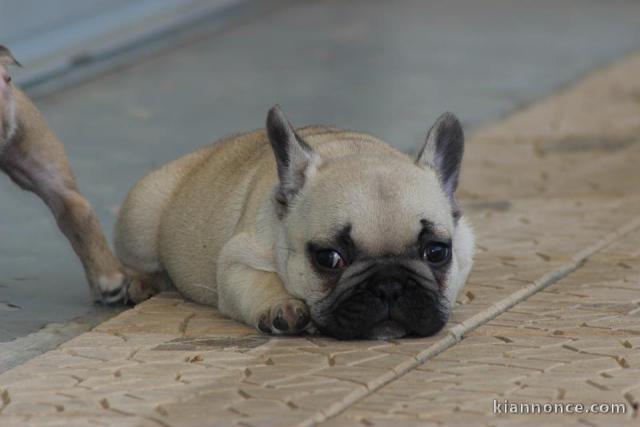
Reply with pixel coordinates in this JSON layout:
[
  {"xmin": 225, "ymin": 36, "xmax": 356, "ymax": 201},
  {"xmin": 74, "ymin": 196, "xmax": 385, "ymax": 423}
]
[
  {"xmin": 115, "ymin": 105, "xmax": 475, "ymax": 339},
  {"xmin": 0, "ymin": 45, "xmax": 142, "ymax": 304}
]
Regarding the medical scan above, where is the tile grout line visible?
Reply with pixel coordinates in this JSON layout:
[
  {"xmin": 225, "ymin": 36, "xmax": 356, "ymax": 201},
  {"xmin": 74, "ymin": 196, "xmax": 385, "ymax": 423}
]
[{"xmin": 297, "ymin": 215, "xmax": 640, "ymax": 427}]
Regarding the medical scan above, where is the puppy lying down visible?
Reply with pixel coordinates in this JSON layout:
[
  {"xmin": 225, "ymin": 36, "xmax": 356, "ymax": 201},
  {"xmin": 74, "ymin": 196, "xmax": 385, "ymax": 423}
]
[
  {"xmin": 1, "ymin": 45, "xmax": 473, "ymax": 339},
  {"xmin": 114, "ymin": 106, "xmax": 475, "ymax": 339}
]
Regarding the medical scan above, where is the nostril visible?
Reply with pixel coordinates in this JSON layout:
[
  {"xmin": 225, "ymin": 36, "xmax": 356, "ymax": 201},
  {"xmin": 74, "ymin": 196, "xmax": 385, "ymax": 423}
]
[
  {"xmin": 1, "ymin": 74, "xmax": 10, "ymax": 84},
  {"xmin": 371, "ymin": 280, "xmax": 404, "ymax": 302}
]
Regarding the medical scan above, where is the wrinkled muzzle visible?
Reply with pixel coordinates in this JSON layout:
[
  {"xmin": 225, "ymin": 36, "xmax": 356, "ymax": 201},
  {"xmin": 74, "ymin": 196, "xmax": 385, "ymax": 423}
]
[{"xmin": 311, "ymin": 262, "xmax": 449, "ymax": 340}]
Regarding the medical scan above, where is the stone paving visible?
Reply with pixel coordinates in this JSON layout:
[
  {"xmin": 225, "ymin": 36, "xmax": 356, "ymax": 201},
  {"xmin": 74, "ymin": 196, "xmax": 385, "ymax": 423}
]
[{"xmin": 1, "ymin": 50, "xmax": 640, "ymax": 427}]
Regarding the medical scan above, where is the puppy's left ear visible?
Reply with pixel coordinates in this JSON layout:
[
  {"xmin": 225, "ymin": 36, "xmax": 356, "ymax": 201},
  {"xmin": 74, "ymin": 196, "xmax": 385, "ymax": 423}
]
[
  {"xmin": 0, "ymin": 45, "xmax": 22, "ymax": 67},
  {"xmin": 266, "ymin": 105, "xmax": 320, "ymax": 215},
  {"xmin": 416, "ymin": 112, "xmax": 464, "ymax": 210}
]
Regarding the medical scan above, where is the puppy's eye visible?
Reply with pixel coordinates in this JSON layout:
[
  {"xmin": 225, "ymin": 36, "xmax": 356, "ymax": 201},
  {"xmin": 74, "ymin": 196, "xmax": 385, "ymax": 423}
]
[
  {"xmin": 315, "ymin": 249, "xmax": 346, "ymax": 269},
  {"xmin": 422, "ymin": 242, "xmax": 451, "ymax": 265}
]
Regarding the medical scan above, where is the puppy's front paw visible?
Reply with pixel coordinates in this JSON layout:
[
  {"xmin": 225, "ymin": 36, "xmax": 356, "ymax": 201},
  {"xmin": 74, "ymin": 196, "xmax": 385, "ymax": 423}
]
[{"xmin": 257, "ymin": 299, "xmax": 310, "ymax": 335}]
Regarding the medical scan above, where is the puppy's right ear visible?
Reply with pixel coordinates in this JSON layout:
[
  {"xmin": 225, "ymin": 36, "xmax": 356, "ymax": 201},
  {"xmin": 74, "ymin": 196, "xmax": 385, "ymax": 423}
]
[
  {"xmin": 0, "ymin": 45, "xmax": 22, "ymax": 67},
  {"xmin": 266, "ymin": 105, "xmax": 320, "ymax": 216}
]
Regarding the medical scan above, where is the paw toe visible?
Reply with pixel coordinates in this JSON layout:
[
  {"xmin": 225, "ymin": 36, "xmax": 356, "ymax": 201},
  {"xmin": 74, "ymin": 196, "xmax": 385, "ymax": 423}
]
[
  {"xmin": 294, "ymin": 308, "xmax": 310, "ymax": 331},
  {"xmin": 258, "ymin": 315, "xmax": 272, "ymax": 333},
  {"xmin": 272, "ymin": 309, "xmax": 290, "ymax": 332},
  {"xmin": 258, "ymin": 300, "xmax": 310, "ymax": 335}
]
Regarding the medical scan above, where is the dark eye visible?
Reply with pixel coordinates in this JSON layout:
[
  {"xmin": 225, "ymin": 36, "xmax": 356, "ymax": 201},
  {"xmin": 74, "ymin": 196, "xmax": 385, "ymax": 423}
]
[
  {"xmin": 314, "ymin": 249, "xmax": 346, "ymax": 269},
  {"xmin": 422, "ymin": 242, "xmax": 451, "ymax": 265}
]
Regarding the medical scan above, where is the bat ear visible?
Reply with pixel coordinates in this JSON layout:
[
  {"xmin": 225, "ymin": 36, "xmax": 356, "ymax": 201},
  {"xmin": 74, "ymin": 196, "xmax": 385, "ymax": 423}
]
[
  {"xmin": 266, "ymin": 105, "xmax": 320, "ymax": 217},
  {"xmin": 416, "ymin": 112, "xmax": 465, "ymax": 216},
  {"xmin": 0, "ymin": 45, "xmax": 22, "ymax": 67}
]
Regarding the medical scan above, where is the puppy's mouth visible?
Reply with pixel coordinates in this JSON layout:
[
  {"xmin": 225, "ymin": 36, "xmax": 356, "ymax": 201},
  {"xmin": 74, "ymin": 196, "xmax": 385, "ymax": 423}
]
[
  {"xmin": 312, "ymin": 264, "xmax": 448, "ymax": 340},
  {"xmin": 365, "ymin": 320, "xmax": 407, "ymax": 340}
]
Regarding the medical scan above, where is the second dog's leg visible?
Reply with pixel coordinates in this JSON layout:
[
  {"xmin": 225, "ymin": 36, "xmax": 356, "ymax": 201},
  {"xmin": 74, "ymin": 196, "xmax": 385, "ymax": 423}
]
[
  {"xmin": 1, "ymin": 152, "xmax": 129, "ymax": 303},
  {"xmin": 1, "ymin": 52, "xmax": 141, "ymax": 304},
  {"xmin": 53, "ymin": 189, "xmax": 129, "ymax": 303}
]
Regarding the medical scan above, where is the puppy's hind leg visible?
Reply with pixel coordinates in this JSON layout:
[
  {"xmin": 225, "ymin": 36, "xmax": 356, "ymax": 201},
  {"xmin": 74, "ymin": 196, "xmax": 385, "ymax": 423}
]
[{"xmin": 114, "ymin": 148, "xmax": 208, "ymax": 304}]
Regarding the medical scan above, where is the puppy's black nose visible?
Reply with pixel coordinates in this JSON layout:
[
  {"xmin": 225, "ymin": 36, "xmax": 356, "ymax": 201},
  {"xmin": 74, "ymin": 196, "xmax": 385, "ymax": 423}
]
[{"xmin": 371, "ymin": 280, "xmax": 403, "ymax": 302}]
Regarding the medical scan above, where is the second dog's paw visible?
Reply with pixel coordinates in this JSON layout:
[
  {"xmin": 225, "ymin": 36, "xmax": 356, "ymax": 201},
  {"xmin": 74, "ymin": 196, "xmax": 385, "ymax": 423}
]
[
  {"xmin": 257, "ymin": 299, "xmax": 310, "ymax": 335},
  {"xmin": 95, "ymin": 272, "xmax": 128, "ymax": 305}
]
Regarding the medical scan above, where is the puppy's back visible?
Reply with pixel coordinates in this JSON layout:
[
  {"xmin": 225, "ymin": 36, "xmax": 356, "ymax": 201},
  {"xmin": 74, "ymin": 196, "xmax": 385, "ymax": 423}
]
[{"xmin": 114, "ymin": 145, "xmax": 213, "ymax": 273}]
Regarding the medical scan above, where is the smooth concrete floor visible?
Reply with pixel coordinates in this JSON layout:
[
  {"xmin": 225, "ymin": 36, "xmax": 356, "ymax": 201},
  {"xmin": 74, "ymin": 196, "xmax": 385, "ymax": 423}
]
[{"xmin": 2, "ymin": 0, "xmax": 640, "ymax": 344}]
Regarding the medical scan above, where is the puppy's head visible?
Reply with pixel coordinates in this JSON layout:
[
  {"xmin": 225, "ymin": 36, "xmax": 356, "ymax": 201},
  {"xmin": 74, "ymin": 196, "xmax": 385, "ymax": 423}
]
[
  {"xmin": 0, "ymin": 45, "xmax": 20, "ymax": 143},
  {"xmin": 267, "ymin": 106, "xmax": 471, "ymax": 340}
]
